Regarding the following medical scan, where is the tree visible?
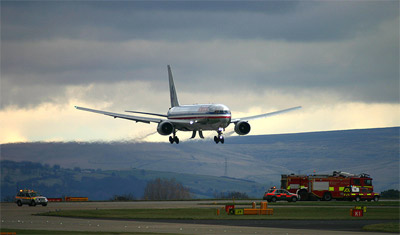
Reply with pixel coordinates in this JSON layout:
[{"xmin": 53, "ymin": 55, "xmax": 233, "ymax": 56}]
[
  {"xmin": 110, "ymin": 193, "xmax": 136, "ymax": 201},
  {"xmin": 214, "ymin": 191, "xmax": 249, "ymax": 199},
  {"xmin": 381, "ymin": 189, "xmax": 400, "ymax": 199},
  {"xmin": 143, "ymin": 178, "xmax": 191, "ymax": 200},
  {"xmin": 53, "ymin": 164, "xmax": 61, "ymax": 171}
]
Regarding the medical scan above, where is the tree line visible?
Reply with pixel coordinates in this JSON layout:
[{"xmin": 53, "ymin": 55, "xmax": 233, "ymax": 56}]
[
  {"xmin": 143, "ymin": 178, "xmax": 191, "ymax": 200},
  {"xmin": 111, "ymin": 178, "xmax": 192, "ymax": 201}
]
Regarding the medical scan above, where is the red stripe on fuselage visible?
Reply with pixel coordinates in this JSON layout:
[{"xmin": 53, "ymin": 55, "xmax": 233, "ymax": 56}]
[{"xmin": 168, "ymin": 116, "xmax": 231, "ymax": 120}]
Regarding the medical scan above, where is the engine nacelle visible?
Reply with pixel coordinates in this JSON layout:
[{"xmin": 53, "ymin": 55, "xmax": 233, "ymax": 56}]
[
  {"xmin": 234, "ymin": 121, "xmax": 251, "ymax": 135},
  {"xmin": 157, "ymin": 121, "xmax": 174, "ymax": 135}
]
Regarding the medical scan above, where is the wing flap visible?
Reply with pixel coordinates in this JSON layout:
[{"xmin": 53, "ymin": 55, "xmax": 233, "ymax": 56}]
[{"xmin": 75, "ymin": 106, "xmax": 163, "ymax": 124}]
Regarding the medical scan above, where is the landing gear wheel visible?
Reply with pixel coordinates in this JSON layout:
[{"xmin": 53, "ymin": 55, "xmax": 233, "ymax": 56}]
[
  {"xmin": 169, "ymin": 134, "xmax": 179, "ymax": 144},
  {"xmin": 174, "ymin": 136, "xmax": 179, "ymax": 144},
  {"xmin": 214, "ymin": 129, "xmax": 225, "ymax": 144}
]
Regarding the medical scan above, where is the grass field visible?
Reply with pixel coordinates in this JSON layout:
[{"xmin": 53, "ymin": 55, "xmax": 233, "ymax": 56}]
[
  {"xmin": 363, "ymin": 222, "xmax": 400, "ymax": 233},
  {"xmin": 35, "ymin": 201, "xmax": 400, "ymax": 233},
  {"xmin": 200, "ymin": 200, "xmax": 399, "ymax": 207},
  {"xmin": 39, "ymin": 207, "xmax": 399, "ymax": 220},
  {"xmin": 0, "ymin": 228, "xmax": 167, "ymax": 235}
]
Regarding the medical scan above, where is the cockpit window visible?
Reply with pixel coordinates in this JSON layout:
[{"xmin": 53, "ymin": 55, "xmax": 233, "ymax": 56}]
[
  {"xmin": 215, "ymin": 110, "xmax": 230, "ymax": 114},
  {"xmin": 209, "ymin": 105, "xmax": 230, "ymax": 115}
]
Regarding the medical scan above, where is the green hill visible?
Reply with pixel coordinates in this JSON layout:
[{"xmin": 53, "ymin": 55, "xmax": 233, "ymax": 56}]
[
  {"xmin": 1, "ymin": 160, "xmax": 266, "ymax": 200},
  {"xmin": 1, "ymin": 127, "xmax": 398, "ymax": 200}
]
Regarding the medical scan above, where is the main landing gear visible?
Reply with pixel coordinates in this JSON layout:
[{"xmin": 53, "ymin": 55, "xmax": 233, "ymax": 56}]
[
  {"xmin": 190, "ymin": 130, "xmax": 204, "ymax": 139},
  {"xmin": 169, "ymin": 130, "xmax": 179, "ymax": 144},
  {"xmin": 214, "ymin": 129, "xmax": 225, "ymax": 144}
]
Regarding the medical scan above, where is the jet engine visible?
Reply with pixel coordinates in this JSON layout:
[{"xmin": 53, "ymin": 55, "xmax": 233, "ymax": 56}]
[
  {"xmin": 157, "ymin": 121, "xmax": 174, "ymax": 135},
  {"xmin": 234, "ymin": 121, "xmax": 251, "ymax": 135}
]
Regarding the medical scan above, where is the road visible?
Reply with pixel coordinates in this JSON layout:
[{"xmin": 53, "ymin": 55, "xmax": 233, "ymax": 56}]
[{"xmin": 0, "ymin": 201, "xmax": 392, "ymax": 234}]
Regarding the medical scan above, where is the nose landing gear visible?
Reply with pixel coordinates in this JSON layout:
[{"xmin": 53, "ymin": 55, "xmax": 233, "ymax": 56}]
[{"xmin": 214, "ymin": 129, "xmax": 225, "ymax": 144}]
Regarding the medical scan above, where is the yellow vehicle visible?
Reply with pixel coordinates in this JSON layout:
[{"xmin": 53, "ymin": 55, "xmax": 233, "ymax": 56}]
[{"xmin": 15, "ymin": 189, "xmax": 48, "ymax": 207}]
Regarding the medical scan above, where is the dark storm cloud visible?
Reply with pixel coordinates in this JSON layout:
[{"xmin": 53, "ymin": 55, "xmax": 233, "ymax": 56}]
[
  {"xmin": 2, "ymin": 1, "xmax": 397, "ymax": 42},
  {"xmin": 2, "ymin": 1, "xmax": 297, "ymax": 41},
  {"xmin": 1, "ymin": 1, "xmax": 399, "ymax": 109}
]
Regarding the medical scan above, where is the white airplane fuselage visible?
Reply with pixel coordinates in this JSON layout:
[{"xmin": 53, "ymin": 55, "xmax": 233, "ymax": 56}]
[{"xmin": 168, "ymin": 104, "xmax": 231, "ymax": 131}]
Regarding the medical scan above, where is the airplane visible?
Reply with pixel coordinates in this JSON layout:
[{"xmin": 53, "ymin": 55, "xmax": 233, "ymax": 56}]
[{"xmin": 75, "ymin": 65, "xmax": 301, "ymax": 144}]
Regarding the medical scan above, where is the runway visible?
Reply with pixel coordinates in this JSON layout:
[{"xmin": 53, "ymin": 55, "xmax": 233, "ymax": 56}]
[{"xmin": 1, "ymin": 201, "xmax": 391, "ymax": 234}]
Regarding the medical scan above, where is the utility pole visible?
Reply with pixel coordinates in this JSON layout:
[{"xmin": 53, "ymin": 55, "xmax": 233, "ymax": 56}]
[{"xmin": 224, "ymin": 157, "xmax": 228, "ymax": 177}]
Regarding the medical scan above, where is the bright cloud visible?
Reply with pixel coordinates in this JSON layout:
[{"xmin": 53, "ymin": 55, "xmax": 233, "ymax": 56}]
[{"xmin": 1, "ymin": 89, "xmax": 398, "ymax": 144}]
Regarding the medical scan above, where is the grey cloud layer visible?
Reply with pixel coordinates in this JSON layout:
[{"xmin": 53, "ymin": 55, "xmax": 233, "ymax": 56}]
[
  {"xmin": 1, "ymin": 1, "xmax": 399, "ymax": 109},
  {"xmin": 2, "ymin": 1, "xmax": 397, "ymax": 42}
]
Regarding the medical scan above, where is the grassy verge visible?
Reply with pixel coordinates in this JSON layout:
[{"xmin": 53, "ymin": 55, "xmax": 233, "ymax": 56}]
[
  {"xmin": 363, "ymin": 222, "xmax": 400, "ymax": 233},
  {"xmin": 0, "ymin": 228, "xmax": 167, "ymax": 235},
  {"xmin": 200, "ymin": 200, "xmax": 399, "ymax": 207},
  {"xmin": 38, "ymin": 207, "xmax": 399, "ymax": 220}
]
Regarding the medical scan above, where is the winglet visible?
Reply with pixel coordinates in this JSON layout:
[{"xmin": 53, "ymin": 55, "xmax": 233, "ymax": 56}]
[{"xmin": 168, "ymin": 65, "xmax": 180, "ymax": 108}]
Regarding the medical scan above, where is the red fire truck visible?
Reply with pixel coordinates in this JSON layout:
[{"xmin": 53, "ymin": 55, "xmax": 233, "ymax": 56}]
[{"xmin": 281, "ymin": 171, "xmax": 379, "ymax": 201}]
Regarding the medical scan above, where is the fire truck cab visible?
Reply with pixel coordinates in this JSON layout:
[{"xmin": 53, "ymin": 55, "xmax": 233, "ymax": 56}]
[
  {"xmin": 343, "ymin": 186, "xmax": 380, "ymax": 202},
  {"xmin": 281, "ymin": 171, "xmax": 378, "ymax": 201}
]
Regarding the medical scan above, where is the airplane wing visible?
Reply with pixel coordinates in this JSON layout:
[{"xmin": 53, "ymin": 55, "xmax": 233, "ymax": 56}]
[
  {"xmin": 75, "ymin": 106, "xmax": 163, "ymax": 124},
  {"xmin": 125, "ymin": 110, "xmax": 168, "ymax": 118},
  {"xmin": 231, "ymin": 106, "xmax": 302, "ymax": 123}
]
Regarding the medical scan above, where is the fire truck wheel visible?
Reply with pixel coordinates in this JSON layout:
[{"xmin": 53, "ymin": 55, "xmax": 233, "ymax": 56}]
[
  {"xmin": 298, "ymin": 190, "xmax": 308, "ymax": 201},
  {"xmin": 355, "ymin": 196, "xmax": 361, "ymax": 202},
  {"xmin": 30, "ymin": 200, "xmax": 36, "ymax": 207},
  {"xmin": 323, "ymin": 192, "xmax": 332, "ymax": 201},
  {"xmin": 373, "ymin": 196, "xmax": 379, "ymax": 202},
  {"xmin": 17, "ymin": 200, "xmax": 22, "ymax": 207},
  {"xmin": 271, "ymin": 197, "xmax": 277, "ymax": 202},
  {"xmin": 291, "ymin": 196, "xmax": 297, "ymax": 202}
]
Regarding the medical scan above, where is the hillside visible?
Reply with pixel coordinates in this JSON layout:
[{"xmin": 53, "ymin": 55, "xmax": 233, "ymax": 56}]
[
  {"xmin": 1, "ymin": 161, "xmax": 265, "ymax": 200},
  {"xmin": 1, "ymin": 127, "xmax": 399, "ymax": 194}
]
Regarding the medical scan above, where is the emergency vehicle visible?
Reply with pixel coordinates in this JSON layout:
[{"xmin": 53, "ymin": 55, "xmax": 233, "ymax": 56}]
[
  {"xmin": 343, "ymin": 186, "xmax": 380, "ymax": 202},
  {"xmin": 281, "ymin": 171, "xmax": 379, "ymax": 201},
  {"xmin": 15, "ymin": 189, "xmax": 48, "ymax": 207},
  {"xmin": 263, "ymin": 187, "xmax": 298, "ymax": 202}
]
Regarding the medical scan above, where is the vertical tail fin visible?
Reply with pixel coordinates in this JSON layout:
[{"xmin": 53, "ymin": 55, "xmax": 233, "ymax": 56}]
[{"xmin": 168, "ymin": 65, "xmax": 180, "ymax": 107}]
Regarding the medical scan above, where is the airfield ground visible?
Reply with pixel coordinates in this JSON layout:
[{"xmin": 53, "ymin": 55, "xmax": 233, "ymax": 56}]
[{"xmin": 1, "ymin": 200, "xmax": 398, "ymax": 234}]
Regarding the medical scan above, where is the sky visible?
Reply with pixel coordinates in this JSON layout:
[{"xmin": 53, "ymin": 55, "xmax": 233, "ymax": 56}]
[{"xmin": 1, "ymin": 1, "xmax": 399, "ymax": 143}]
